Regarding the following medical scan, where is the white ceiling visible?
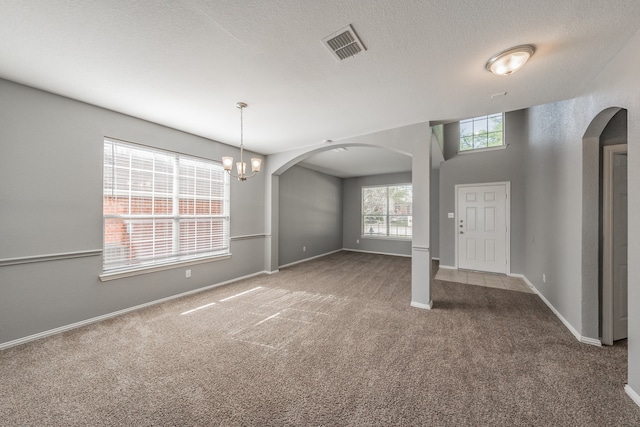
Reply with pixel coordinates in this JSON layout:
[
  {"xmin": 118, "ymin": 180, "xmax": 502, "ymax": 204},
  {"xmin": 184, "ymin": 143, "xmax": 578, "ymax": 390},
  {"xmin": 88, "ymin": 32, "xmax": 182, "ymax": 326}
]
[
  {"xmin": 299, "ymin": 146, "xmax": 412, "ymax": 179},
  {"xmin": 1, "ymin": 0, "xmax": 639, "ymax": 175}
]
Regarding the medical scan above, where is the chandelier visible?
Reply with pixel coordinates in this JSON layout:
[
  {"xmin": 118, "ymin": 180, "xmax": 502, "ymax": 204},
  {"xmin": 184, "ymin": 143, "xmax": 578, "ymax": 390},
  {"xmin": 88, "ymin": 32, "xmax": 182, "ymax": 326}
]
[{"xmin": 222, "ymin": 102, "xmax": 261, "ymax": 181}]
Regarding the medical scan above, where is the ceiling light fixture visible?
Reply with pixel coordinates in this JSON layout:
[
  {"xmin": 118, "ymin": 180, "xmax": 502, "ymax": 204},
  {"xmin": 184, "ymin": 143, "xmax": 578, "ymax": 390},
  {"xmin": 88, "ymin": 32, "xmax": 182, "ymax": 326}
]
[
  {"xmin": 222, "ymin": 102, "xmax": 261, "ymax": 181},
  {"xmin": 486, "ymin": 44, "xmax": 535, "ymax": 76}
]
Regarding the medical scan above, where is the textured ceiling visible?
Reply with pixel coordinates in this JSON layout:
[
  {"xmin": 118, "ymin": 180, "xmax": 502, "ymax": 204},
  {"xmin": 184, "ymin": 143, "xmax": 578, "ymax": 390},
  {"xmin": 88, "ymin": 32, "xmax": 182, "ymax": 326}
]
[
  {"xmin": 1, "ymin": 0, "xmax": 639, "ymax": 164},
  {"xmin": 299, "ymin": 146, "xmax": 412, "ymax": 179}
]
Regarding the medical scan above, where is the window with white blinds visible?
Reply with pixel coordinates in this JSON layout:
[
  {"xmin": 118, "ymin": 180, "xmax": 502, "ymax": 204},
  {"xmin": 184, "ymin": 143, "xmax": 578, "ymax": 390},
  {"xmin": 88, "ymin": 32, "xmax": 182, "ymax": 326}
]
[
  {"xmin": 103, "ymin": 138, "xmax": 230, "ymax": 273},
  {"xmin": 362, "ymin": 184, "xmax": 413, "ymax": 239}
]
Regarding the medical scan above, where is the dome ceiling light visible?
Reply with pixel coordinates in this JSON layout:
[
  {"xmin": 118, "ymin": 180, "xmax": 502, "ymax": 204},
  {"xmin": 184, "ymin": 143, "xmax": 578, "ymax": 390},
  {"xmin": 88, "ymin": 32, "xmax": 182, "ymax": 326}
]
[{"xmin": 486, "ymin": 44, "xmax": 536, "ymax": 76}]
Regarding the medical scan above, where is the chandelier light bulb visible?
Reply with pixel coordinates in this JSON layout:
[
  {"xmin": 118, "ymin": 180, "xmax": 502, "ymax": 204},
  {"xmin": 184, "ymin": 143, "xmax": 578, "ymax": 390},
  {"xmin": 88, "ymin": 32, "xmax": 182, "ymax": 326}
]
[{"xmin": 251, "ymin": 158, "xmax": 262, "ymax": 172}]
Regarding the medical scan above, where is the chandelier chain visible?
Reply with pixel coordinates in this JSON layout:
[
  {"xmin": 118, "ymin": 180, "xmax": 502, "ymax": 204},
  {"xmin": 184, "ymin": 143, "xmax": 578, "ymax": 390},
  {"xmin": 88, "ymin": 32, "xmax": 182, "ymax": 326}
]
[{"xmin": 240, "ymin": 103, "xmax": 244, "ymax": 148}]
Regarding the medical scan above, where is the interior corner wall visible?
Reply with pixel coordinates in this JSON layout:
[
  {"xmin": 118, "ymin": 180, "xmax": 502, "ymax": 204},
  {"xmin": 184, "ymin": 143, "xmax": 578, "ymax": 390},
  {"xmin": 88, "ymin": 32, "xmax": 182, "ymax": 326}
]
[
  {"xmin": 342, "ymin": 172, "xmax": 412, "ymax": 256},
  {"xmin": 278, "ymin": 165, "xmax": 343, "ymax": 266},
  {"xmin": 438, "ymin": 109, "xmax": 527, "ymax": 272},
  {"xmin": 0, "ymin": 78, "xmax": 266, "ymax": 346},
  {"xmin": 523, "ymin": 98, "xmax": 586, "ymax": 334}
]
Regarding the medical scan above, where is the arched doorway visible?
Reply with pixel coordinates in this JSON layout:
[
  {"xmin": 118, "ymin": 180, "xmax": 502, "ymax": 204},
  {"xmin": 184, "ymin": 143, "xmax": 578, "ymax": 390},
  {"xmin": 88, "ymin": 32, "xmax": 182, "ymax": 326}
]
[
  {"xmin": 277, "ymin": 146, "xmax": 412, "ymax": 267},
  {"xmin": 582, "ymin": 107, "xmax": 628, "ymax": 344},
  {"xmin": 263, "ymin": 123, "xmax": 434, "ymax": 309}
]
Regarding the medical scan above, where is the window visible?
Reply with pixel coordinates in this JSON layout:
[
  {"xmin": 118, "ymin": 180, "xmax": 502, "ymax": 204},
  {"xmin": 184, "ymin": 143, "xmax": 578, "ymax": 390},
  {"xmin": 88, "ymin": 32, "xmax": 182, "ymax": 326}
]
[
  {"xmin": 362, "ymin": 184, "xmax": 412, "ymax": 238},
  {"xmin": 459, "ymin": 113, "xmax": 504, "ymax": 152},
  {"xmin": 103, "ymin": 138, "xmax": 230, "ymax": 274}
]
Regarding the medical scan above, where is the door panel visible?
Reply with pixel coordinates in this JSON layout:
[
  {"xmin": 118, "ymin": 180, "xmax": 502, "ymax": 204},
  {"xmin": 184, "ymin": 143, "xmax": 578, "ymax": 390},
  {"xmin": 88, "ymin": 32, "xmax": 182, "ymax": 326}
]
[
  {"xmin": 457, "ymin": 184, "xmax": 507, "ymax": 274},
  {"xmin": 466, "ymin": 239, "xmax": 476, "ymax": 260},
  {"xmin": 485, "ymin": 240, "xmax": 495, "ymax": 262},
  {"xmin": 485, "ymin": 207, "xmax": 495, "ymax": 231},
  {"xmin": 466, "ymin": 207, "xmax": 477, "ymax": 231}
]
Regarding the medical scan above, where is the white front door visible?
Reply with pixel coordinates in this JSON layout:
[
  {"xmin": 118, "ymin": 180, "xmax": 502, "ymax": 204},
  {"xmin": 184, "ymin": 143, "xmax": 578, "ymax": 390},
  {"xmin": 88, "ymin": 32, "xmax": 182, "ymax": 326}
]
[{"xmin": 456, "ymin": 183, "xmax": 509, "ymax": 274}]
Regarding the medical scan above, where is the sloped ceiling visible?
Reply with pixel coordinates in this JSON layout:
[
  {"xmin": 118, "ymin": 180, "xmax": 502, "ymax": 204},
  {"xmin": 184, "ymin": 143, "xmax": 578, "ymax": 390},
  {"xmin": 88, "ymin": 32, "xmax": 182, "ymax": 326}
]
[{"xmin": 1, "ymin": 0, "xmax": 639, "ymax": 165}]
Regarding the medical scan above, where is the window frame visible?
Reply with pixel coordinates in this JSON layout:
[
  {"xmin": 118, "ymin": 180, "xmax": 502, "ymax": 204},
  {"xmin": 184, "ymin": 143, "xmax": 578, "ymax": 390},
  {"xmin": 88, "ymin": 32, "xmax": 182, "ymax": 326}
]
[
  {"xmin": 458, "ymin": 113, "xmax": 505, "ymax": 153},
  {"xmin": 101, "ymin": 138, "xmax": 230, "ymax": 281},
  {"xmin": 361, "ymin": 183, "xmax": 413, "ymax": 240}
]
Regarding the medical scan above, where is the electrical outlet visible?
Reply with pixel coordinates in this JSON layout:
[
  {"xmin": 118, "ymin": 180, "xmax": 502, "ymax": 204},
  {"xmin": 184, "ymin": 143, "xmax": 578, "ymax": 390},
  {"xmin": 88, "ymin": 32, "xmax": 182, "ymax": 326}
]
[
  {"xmin": 542, "ymin": 274, "xmax": 546, "ymax": 283},
  {"xmin": 356, "ymin": 239, "xmax": 360, "ymax": 244},
  {"xmin": 303, "ymin": 246, "xmax": 306, "ymax": 252},
  {"xmin": 186, "ymin": 269, "xmax": 191, "ymax": 278}
]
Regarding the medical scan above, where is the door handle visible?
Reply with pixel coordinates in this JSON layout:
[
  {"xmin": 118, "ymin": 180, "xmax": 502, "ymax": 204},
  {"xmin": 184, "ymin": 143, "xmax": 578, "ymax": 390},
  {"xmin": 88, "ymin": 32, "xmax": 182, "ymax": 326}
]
[{"xmin": 459, "ymin": 231, "xmax": 464, "ymax": 234}]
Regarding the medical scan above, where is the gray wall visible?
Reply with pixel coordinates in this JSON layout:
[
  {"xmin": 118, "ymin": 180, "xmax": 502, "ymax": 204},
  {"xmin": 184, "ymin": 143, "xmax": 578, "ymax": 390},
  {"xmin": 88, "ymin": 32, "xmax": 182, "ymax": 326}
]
[
  {"xmin": 438, "ymin": 109, "xmax": 527, "ymax": 273},
  {"xmin": 525, "ymin": 105, "xmax": 628, "ymax": 342},
  {"xmin": 278, "ymin": 165, "xmax": 343, "ymax": 266},
  {"xmin": 524, "ymin": 99, "xmax": 584, "ymax": 332},
  {"xmin": 0, "ymin": 79, "xmax": 266, "ymax": 346},
  {"xmin": 342, "ymin": 172, "xmax": 412, "ymax": 256},
  {"xmin": 523, "ymin": 26, "xmax": 640, "ymax": 393}
]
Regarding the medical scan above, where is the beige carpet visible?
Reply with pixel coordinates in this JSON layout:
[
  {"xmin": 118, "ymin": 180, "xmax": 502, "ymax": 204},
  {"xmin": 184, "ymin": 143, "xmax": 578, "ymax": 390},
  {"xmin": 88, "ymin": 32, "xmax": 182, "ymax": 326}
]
[{"xmin": 1, "ymin": 251, "xmax": 638, "ymax": 426}]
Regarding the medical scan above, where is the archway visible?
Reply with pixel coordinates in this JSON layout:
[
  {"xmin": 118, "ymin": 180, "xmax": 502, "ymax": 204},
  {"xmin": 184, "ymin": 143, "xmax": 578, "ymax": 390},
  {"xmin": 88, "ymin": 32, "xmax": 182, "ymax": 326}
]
[
  {"xmin": 264, "ymin": 123, "xmax": 433, "ymax": 309},
  {"xmin": 581, "ymin": 107, "xmax": 628, "ymax": 343}
]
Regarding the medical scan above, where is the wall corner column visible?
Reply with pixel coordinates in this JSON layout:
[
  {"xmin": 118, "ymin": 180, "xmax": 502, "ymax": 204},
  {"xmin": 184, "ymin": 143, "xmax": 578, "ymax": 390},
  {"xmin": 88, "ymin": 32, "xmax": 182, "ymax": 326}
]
[
  {"xmin": 410, "ymin": 128, "xmax": 432, "ymax": 308},
  {"xmin": 264, "ymin": 173, "xmax": 279, "ymax": 273}
]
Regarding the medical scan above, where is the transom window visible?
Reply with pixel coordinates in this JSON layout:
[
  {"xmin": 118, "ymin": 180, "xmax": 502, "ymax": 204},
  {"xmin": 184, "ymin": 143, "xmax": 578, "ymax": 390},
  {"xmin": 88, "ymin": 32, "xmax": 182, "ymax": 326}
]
[
  {"xmin": 362, "ymin": 184, "xmax": 412, "ymax": 239},
  {"xmin": 459, "ymin": 113, "xmax": 504, "ymax": 152},
  {"xmin": 103, "ymin": 138, "xmax": 230, "ymax": 274}
]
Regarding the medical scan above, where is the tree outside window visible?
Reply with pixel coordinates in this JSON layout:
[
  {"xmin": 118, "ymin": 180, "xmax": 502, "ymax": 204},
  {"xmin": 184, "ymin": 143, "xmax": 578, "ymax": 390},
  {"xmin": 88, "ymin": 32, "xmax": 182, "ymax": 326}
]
[
  {"xmin": 362, "ymin": 184, "xmax": 412, "ymax": 238},
  {"xmin": 459, "ymin": 113, "xmax": 504, "ymax": 151}
]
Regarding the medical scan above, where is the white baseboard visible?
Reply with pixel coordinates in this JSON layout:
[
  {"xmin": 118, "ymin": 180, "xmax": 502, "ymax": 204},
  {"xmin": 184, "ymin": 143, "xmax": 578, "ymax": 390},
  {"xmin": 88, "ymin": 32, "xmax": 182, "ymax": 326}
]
[
  {"xmin": 0, "ymin": 270, "xmax": 269, "ymax": 351},
  {"xmin": 410, "ymin": 300, "xmax": 433, "ymax": 310},
  {"xmin": 519, "ymin": 275, "xmax": 601, "ymax": 347},
  {"xmin": 278, "ymin": 249, "xmax": 343, "ymax": 269},
  {"xmin": 343, "ymin": 248, "xmax": 411, "ymax": 258},
  {"xmin": 431, "ymin": 268, "xmax": 602, "ymax": 346},
  {"xmin": 579, "ymin": 336, "xmax": 603, "ymax": 346},
  {"xmin": 625, "ymin": 385, "xmax": 640, "ymax": 408}
]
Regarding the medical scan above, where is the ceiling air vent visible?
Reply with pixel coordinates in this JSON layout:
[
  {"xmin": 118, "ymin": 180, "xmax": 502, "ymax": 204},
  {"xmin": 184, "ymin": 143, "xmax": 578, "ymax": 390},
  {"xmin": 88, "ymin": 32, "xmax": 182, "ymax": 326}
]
[{"xmin": 322, "ymin": 25, "xmax": 366, "ymax": 61}]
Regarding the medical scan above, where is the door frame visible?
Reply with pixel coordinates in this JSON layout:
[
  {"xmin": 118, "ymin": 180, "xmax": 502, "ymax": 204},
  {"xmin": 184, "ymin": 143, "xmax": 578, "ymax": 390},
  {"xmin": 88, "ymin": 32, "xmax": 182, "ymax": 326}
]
[
  {"xmin": 454, "ymin": 181, "xmax": 511, "ymax": 274},
  {"xmin": 601, "ymin": 144, "xmax": 628, "ymax": 345}
]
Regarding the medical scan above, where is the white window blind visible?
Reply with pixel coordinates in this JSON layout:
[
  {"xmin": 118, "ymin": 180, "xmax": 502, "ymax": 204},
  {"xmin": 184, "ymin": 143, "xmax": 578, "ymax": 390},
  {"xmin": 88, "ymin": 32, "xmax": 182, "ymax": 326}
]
[
  {"xmin": 362, "ymin": 184, "xmax": 412, "ymax": 238},
  {"xmin": 103, "ymin": 139, "xmax": 230, "ymax": 273}
]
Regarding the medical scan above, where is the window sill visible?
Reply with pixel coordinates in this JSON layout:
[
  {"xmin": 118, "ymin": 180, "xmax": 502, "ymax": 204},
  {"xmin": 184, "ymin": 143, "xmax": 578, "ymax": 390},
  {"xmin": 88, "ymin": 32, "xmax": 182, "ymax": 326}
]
[
  {"xmin": 457, "ymin": 144, "xmax": 507, "ymax": 155},
  {"xmin": 361, "ymin": 235, "xmax": 412, "ymax": 241},
  {"xmin": 99, "ymin": 253, "xmax": 231, "ymax": 282}
]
